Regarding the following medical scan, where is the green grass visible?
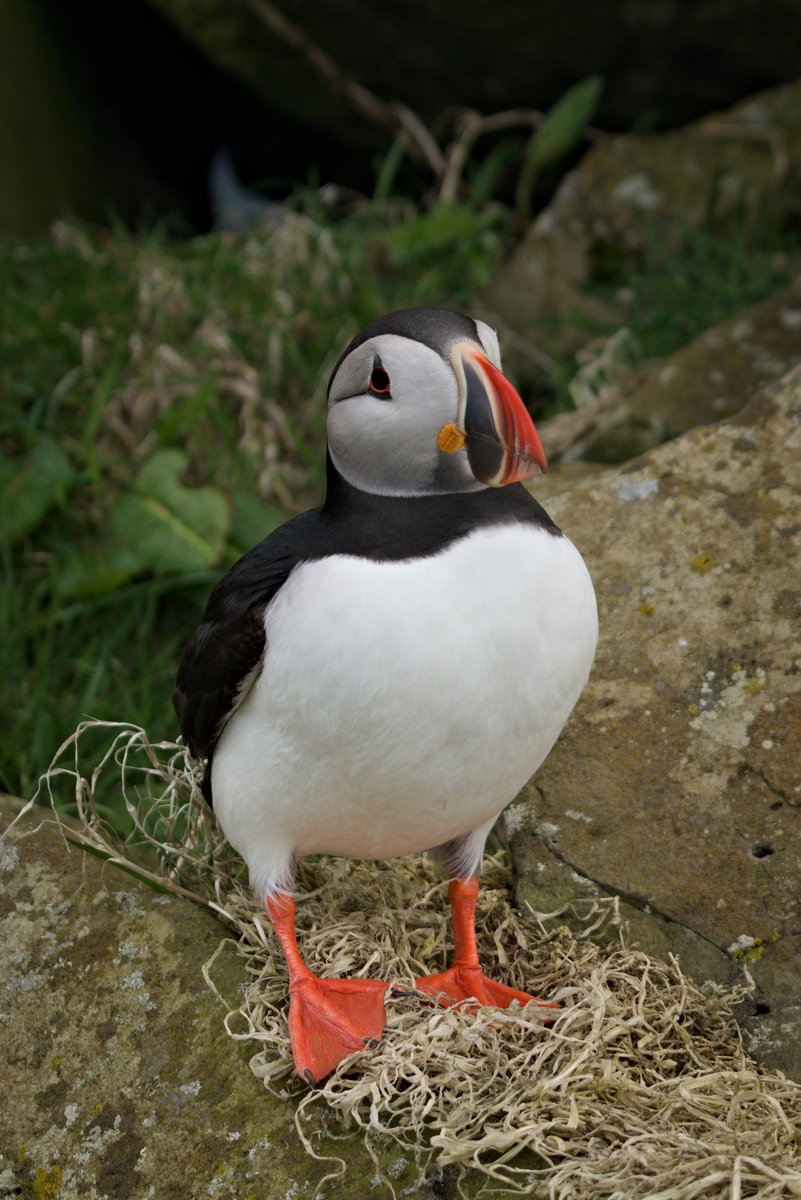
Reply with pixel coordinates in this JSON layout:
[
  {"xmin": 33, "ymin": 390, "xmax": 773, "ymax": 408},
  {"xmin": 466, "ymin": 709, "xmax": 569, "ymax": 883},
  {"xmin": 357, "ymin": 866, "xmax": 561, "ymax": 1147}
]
[
  {"xmin": 540, "ymin": 198, "xmax": 801, "ymax": 413},
  {"xmin": 2, "ymin": 560, "xmax": 207, "ymax": 820},
  {"xmin": 598, "ymin": 208, "xmax": 801, "ymax": 359}
]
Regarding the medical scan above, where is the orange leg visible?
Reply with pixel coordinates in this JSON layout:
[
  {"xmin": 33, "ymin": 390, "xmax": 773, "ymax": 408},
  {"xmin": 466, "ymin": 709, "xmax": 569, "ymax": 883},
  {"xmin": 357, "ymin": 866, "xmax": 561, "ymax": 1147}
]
[
  {"xmin": 414, "ymin": 876, "xmax": 558, "ymax": 1011},
  {"xmin": 267, "ymin": 893, "xmax": 388, "ymax": 1085}
]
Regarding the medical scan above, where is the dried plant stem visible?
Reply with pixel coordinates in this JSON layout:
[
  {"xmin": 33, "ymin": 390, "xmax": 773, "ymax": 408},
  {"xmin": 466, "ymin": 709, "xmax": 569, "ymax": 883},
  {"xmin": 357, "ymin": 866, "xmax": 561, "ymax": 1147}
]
[
  {"xmin": 245, "ymin": 0, "xmax": 445, "ymax": 177},
  {"xmin": 438, "ymin": 108, "xmax": 545, "ymax": 203}
]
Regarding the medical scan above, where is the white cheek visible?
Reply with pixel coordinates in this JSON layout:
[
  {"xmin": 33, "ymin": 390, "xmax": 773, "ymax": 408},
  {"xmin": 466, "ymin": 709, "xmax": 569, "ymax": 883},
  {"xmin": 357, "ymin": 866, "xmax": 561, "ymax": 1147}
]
[
  {"xmin": 328, "ymin": 398, "xmax": 441, "ymax": 496},
  {"xmin": 327, "ymin": 339, "xmax": 463, "ymax": 497}
]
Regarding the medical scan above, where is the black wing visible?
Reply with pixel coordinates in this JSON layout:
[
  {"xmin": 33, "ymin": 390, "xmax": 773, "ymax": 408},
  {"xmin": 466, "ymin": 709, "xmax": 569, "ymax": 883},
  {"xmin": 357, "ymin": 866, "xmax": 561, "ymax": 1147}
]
[{"xmin": 173, "ymin": 512, "xmax": 317, "ymax": 802}]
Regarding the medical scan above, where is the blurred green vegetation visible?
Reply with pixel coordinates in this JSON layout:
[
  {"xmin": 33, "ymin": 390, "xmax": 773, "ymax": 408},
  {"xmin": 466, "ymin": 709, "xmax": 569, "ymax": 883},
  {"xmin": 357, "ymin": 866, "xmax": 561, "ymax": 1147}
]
[
  {"xmin": 0, "ymin": 201, "xmax": 506, "ymax": 803},
  {"xmin": 543, "ymin": 194, "xmax": 801, "ymax": 412},
  {"xmin": 593, "ymin": 201, "xmax": 801, "ymax": 360}
]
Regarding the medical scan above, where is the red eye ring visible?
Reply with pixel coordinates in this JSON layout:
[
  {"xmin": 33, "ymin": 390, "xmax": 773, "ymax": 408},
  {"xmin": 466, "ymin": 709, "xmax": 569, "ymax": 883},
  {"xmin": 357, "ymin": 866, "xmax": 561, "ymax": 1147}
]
[{"xmin": 368, "ymin": 365, "xmax": 392, "ymax": 397}]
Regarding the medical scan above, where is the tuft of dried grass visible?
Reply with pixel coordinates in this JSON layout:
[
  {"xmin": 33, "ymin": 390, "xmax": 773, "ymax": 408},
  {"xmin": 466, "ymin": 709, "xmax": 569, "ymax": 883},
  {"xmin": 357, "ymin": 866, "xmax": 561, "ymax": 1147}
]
[{"xmin": 13, "ymin": 722, "xmax": 801, "ymax": 1199}]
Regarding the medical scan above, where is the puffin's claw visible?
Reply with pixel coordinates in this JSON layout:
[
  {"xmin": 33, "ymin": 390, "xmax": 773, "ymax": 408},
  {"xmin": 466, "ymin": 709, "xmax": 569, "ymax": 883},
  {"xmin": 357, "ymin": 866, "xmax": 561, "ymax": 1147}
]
[{"xmin": 288, "ymin": 974, "xmax": 388, "ymax": 1085}]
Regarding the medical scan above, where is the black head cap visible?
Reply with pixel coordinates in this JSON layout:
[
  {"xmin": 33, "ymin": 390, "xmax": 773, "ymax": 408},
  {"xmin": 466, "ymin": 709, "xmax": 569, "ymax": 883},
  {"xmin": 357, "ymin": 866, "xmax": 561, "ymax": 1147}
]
[{"xmin": 328, "ymin": 307, "xmax": 480, "ymax": 392}]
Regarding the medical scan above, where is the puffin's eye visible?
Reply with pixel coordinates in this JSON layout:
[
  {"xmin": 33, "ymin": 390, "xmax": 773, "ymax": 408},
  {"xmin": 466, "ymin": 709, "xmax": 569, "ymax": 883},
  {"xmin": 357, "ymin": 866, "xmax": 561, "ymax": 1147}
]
[{"xmin": 368, "ymin": 363, "xmax": 392, "ymax": 398}]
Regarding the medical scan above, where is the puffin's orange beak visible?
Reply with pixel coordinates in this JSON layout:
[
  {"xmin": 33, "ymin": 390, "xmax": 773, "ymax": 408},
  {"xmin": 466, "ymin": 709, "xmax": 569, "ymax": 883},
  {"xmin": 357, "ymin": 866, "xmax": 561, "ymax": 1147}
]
[{"xmin": 450, "ymin": 343, "xmax": 547, "ymax": 486}]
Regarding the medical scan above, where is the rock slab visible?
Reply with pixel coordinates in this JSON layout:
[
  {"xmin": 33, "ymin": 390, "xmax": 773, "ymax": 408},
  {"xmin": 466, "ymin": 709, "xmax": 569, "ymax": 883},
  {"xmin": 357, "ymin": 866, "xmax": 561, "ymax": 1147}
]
[
  {"xmin": 0, "ymin": 809, "xmax": 439, "ymax": 1199},
  {"xmin": 579, "ymin": 277, "xmax": 801, "ymax": 464},
  {"xmin": 512, "ymin": 364, "xmax": 801, "ymax": 1079}
]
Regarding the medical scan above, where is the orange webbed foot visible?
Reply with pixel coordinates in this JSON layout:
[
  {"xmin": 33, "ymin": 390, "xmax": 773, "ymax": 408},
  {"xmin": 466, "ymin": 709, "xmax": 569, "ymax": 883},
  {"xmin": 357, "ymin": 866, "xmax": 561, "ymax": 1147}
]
[
  {"xmin": 414, "ymin": 964, "xmax": 558, "ymax": 1012},
  {"xmin": 267, "ymin": 892, "xmax": 389, "ymax": 1084},
  {"xmin": 413, "ymin": 876, "xmax": 559, "ymax": 1015},
  {"xmin": 288, "ymin": 974, "xmax": 388, "ymax": 1085}
]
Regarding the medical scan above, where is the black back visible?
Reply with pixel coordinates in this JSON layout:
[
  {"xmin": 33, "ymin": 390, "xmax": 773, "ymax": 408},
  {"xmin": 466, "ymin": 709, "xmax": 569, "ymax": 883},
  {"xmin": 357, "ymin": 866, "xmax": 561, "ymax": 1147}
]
[{"xmin": 173, "ymin": 455, "xmax": 560, "ymax": 803}]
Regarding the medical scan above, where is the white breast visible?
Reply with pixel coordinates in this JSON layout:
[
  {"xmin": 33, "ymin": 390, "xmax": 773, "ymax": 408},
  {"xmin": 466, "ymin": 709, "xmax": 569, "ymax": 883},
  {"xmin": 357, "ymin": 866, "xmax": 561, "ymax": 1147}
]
[{"xmin": 212, "ymin": 524, "xmax": 597, "ymax": 897}]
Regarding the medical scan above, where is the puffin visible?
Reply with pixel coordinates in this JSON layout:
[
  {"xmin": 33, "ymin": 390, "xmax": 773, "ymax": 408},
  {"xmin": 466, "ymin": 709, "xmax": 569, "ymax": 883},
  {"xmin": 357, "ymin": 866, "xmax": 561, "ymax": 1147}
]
[{"xmin": 173, "ymin": 307, "xmax": 597, "ymax": 1085}]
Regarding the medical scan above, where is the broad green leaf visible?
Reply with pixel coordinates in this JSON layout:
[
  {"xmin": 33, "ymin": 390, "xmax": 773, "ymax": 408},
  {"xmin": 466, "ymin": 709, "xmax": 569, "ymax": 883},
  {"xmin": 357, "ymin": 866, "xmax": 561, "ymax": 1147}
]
[
  {"xmin": 56, "ymin": 451, "xmax": 231, "ymax": 597},
  {"xmin": 526, "ymin": 75, "xmax": 603, "ymax": 170},
  {"xmin": 0, "ymin": 435, "xmax": 75, "ymax": 544},
  {"xmin": 110, "ymin": 448, "xmax": 229, "ymax": 574}
]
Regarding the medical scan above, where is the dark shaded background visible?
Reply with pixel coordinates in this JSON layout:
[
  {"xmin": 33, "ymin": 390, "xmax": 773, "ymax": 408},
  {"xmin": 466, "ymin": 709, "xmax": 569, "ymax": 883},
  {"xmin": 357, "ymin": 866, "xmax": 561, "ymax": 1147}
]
[{"xmin": 6, "ymin": 0, "xmax": 801, "ymax": 233}]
